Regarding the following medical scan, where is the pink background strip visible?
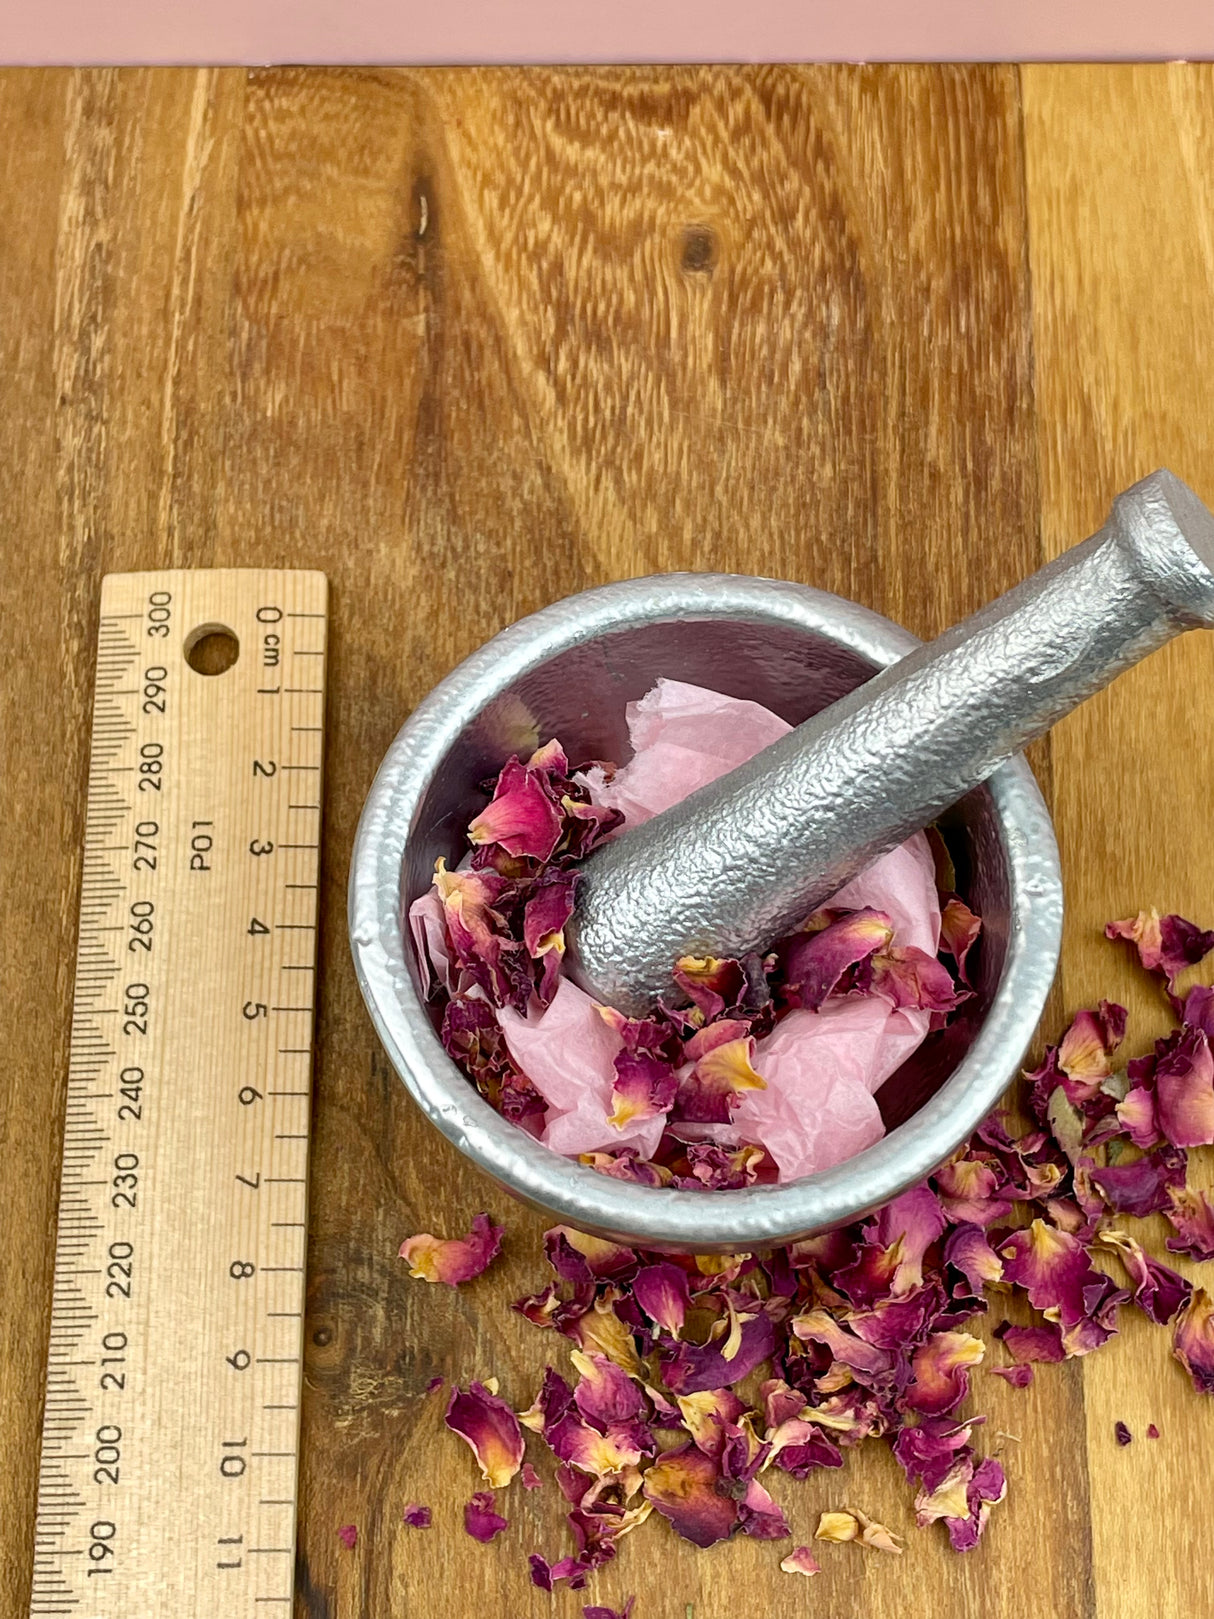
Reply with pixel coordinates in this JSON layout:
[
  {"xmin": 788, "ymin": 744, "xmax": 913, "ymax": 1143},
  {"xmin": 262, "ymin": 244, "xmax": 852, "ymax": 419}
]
[{"xmin": 2, "ymin": 0, "xmax": 1212, "ymax": 67}]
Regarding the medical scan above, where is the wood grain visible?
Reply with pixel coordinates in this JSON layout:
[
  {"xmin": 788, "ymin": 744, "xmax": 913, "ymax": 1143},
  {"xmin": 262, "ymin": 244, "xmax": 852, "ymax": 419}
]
[
  {"xmin": 0, "ymin": 62, "xmax": 1210, "ymax": 1619},
  {"xmin": 1024, "ymin": 63, "xmax": 1214, "ymax": 1619}
]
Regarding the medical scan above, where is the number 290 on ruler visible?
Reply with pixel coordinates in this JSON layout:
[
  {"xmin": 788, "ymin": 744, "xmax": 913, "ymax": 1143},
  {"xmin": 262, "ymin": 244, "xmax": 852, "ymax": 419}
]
[{"xmin": 31, "ymin": 570, "xmax": 328, "ymax": 1617}]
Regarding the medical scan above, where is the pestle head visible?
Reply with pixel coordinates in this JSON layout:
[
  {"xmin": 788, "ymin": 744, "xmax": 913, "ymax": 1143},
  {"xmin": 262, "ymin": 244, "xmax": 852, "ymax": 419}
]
[{"xmin": 566, "ymin": 468, "xmax": 1214, "ymax": 1014}]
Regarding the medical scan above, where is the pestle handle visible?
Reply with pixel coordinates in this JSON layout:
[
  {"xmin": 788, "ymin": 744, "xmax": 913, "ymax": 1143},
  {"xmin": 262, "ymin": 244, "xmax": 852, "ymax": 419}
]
[{"xmin": 566, "ymin": 469, "xmax": 1214, "ymax": 1014}]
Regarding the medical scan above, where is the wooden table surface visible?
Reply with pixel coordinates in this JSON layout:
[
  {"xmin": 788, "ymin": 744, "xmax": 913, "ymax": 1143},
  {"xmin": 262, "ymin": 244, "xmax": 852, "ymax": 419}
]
[{"xmin": 3, "ymin": 64, "xmax": 1213, "ymax": 1619}]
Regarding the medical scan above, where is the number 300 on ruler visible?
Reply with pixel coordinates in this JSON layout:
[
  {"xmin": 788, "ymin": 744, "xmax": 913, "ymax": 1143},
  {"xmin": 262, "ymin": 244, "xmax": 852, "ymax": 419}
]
[{"xmin": 31, "ymin": 570, "xmax": 327, "ymax": 1618}]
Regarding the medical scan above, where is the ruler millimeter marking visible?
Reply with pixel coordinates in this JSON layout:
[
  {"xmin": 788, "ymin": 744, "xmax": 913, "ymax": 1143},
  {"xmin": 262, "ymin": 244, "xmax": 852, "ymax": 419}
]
[{"xmin": 31, "ymin": 570, "xmax": 327, "ymax": 1618}]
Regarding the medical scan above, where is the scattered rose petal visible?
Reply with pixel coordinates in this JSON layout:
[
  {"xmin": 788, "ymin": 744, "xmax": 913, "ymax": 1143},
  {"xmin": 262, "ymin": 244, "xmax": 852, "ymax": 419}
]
[
  {"xmin": 1097, "ymin": 1229, "xmax": 1192, "ymax": 1324},
  {"xmin": 446, "ymin": 1382, "xmax": 526, "ymax": 1488},
  {"xmin": 402, "ymin": 1504, "xmax": 432, "ymax": 1528},
  {"xmin": 1155, "ymin": 1029, "xmax": 1214, "ymax": 1147},
  {"xmin": 815, "ymin": 1509, "xmax": 860, "ymax": 1543},
  {"xmin": 1165, "ymin": 1186, "xmax": 1214, "ymax": 1261},
  {"xmin": 989, "ymin": 1364, "xmax": 1033, "ymax": 1387},
  {"xmin": 464, "ymin": 1491, "xmax": 509, "ymax": 1542},
  {"xmin": 521, "ymin": 1462, "xmax": 543, "ymax": 1490},
  {"xmin": 468, "ymin": 756, "xmax": 564, "ymax": 861},
  {"xmin": 1115, "ymin": 1421, "xmax": 1132, "ymax": 1446},
  {"xmin": 582, "ymin": 1601, "xmax": 635, "ymax": 1619},
  {"xmin": 905, "ymin": 1333, "xmax": 985, "ymax": 1416},
  {"xmin": 632, "ymin": 1262, "xmax": 691, "ymax": 1338},
  {"xmin": 1173, "ymin": 1287, "xmax": 1214, "ymax": 1394},
  {"xmin": 1148, "ymin": 1423, "xmax": 1160, "ymax": 1438},
  {"xmin": 400, "ymin": 1212, "xmax": 504, "ymax": 1286},
  {"xmin": 780, "ymin": 1545, "xmax": 822, "ymax": 1576},
  {"xmin": 425, "ymin": 1375, "xmax": 445, "ymax": 1393},
  {"xmin": 338, "ymin": 1524, "xmax": 357, "ymax": 1550},
  {"xmin": 642, "ymin": 1444, "xmax": 737, "ymax": 1547}
]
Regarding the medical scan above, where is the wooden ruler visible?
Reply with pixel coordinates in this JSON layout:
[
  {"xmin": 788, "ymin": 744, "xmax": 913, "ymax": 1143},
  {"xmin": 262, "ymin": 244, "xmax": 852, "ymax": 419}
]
[{"xmin": 30, "ymin": 570, "xmax": 328, "ymax": 1618}]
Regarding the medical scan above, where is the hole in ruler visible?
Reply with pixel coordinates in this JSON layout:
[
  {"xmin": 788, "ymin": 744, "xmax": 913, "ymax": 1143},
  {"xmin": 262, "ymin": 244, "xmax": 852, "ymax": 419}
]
[{"xmin": 184, "ymin": 624, "xmax": 240, "ymax": 676}]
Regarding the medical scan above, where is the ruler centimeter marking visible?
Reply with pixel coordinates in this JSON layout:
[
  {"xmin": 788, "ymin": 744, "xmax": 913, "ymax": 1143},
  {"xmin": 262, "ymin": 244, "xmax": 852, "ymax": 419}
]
[{"xmin": 30, "ymin": 570, "xmax": 327, "ymax": 1618}]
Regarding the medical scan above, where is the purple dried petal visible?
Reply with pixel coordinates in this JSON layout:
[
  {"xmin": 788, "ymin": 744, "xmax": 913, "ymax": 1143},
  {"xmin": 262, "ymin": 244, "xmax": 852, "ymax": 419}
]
[
  {"xmin": 863, "ymin": 944, "xmax": 967, "ymax": 1013},
  {"xmin": 1182, "ymin": 983, "xmax": 1214, "ymax": 1037},
  {"xmin": 1165, "ymin": 1185, "xmax": 1214, "ymax": 1261},
  {"xmin": 544, "ymin": 1226, "xmax": 638, "ymax": 1284},
  {"xmin": 1148, "ymin": 1423, "xmax": 1160, "ymax": 1438},
  {"xmin": 934, "ymin": 1156, "xmax": 1013, "ymax": 1227},
  {"xmin": 892, "ymin": 1414, "xmax": 977, "ymax": 1491},
  {"xmin": 631, "ymin": 1268, "xmax": 689, "ymax": 1348},
  {"xmin": 399, "ymin": 1212, "xmax": 503, "ymax": 1286},
  {"xmin": 1091, "ymin": 1147, "xmax": 1188, "ymax": 1218},
  {"xmin": 608, "ymin": 1049, "xmax": 678, "ymax": 1130},
  {"xmin": 945, "ymin": 1456, "xmax": 1006, "ymax": 1551},
  {"xmin": 338, "ymin": 1524, "xmax": 357, "ymax": 1550},
  {"xmin": 1097, "ymin": 1229, "xmax": 1192, "ymax": 1325},
  {"xmin": 660, "ymin": 1311, "xmax": 775, "ymax": 1395},
  {"xmin": 1154, "ymin": 1028, "xmax": 1214, "ymax": 1147},
  {"xmin": 642, "ymin": 1444, "xmax": 737, "ymax": 1547},
  {"xmin": 781, "ymin": 909, "xmax": 893, "ymax": 1009},
  {"xmin": 546, "ymin": 1413, "xmax": 651, "ymax": 1475},
  {"xmin": 988, "ymin": 1364, "xmax": 1033, "ymax": 1387},
  {"xmin": 998, "ymin": 1219, "xmax": 1107, "ymax": 1326},
  {"xmin": 943, "ymin": 1224, "xmax": 1005, "ymax": 1295},
  {"xmin": 521, "ymin": 1462, "xmax": 543, "ymax": 1490},
  {"xmin": 1107, "ymin": 909, "xmax": 1214, "ymax": 987},
  {"xmin": 582, "ymin": 1599, "xmax": 635, "ymax": 1619},
  {"xmin": 468, "ymin": 757, "xmax": 564, "ymax": 861},
  {"xmin": 445, "ymin": 1382, "xmax": 525, "ymax": 1488},
  {"xmin": 791, "ymin": 1308, "xmax": 893, "ymax": 1375},
  {"xmin": 737, "ymin": 1476, "xmax": 791, "ymax": 1541},
  {"xmin": 1114, "ymin": 1421, "xmax": 1132, "ymax": 1446},
  {"xmin": 464, "ymin": 1491, "xmax": 509, "ymax": 1542},
  {"xmin": 571, "ymin": 1350, "xmax": 646, "ymax": 1429},
  {"xmin": 875, "ymin": 1185, "xmax": 948, "ymax": 1293},
  {"xmin": 402, "ymin": 1503, "xmax": 432, "ymax": 1527},
  {"xmin": 1173, "ymin": 1287, "xmax": 1214, "ymax": 1394},
  {"xmin": 904, "ymin": 1332, "xmax": 985, "ymax": 1416},
  {"xmin": 529, "ymin": 1553, "xmax": 554, "ymax": 1590},
  {"xmin": 768, "ymin": 1419, "xmax": 845, "ymax": 1477}
]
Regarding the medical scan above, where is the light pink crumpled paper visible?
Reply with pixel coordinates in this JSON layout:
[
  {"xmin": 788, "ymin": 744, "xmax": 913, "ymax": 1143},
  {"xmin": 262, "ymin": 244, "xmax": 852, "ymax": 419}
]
[{"xmin": 416, "ymin": 676, "xmax": 941, "ymax": 1182}]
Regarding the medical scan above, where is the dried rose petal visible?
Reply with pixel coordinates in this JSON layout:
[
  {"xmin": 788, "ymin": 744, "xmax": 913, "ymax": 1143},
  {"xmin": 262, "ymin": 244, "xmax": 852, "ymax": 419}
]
[
  {"xmin": 989, "ymin": 1364, "xmax": 1033, "ymax": 1387},
  {"xmin": 1058, "ymin": 1005, "xmax": 1125, "ymax": 1086},
  {"xmin": 468, "ymin": 757, "xmax": 564, "ymax": 861},
  {"xmin": 944, "ymin": 1457, "xmax": 1006, "ymax": 1551},
  {"xmin": 678, "ymin": 1033, "xmax": 767, "ymax": 1123},
  {"xmin": 399, "ymin": 1212, "xmax": 503, "ymax": 1286},
  {"xmin": 464, "ymin": 1491, "xmax": 509, "ymax": 1542},
  {"xmin": 815, "ymin": 1510, "xmax": 859, "ymax": 1542},
  {"xmin": 766, "ymin": 1418, "xmax": 845, "ymax": 1477},
  {"xmin": 891, "ymin": 1414, "xmax": 977, "ymax": 1492},
  {"xmin": 939, "ymin": 896, "xmax": 982, "ymax": 985},
  {"xmin": 571, "ymin": 1293, "xmax": 644, "ymax": 1376},
  {"xmin": 780, "ymin": 1545, "xmax": 822, "ymax": 1576},
  {"xmin": 781, "ymin": 909, "xmax": 894, "ymax": 1010},
  {"xmin": 608, "ymin": 1050, "xmax": 678, "ymax": 1130},
  {"xmin": 1114, "ymin": 1421, "xmax": 1132, "ymax": 1446},
  {"xmin": 792, "ymin": 1308, "xmax": 893, "ymax": 1376},
  {"xmin": 1154, "ymin": 1029, "xmax": 1214, "ymax": 1147},
  {"xmin": 1165, "ymin": 1185, "xmax": 1214, "ymax": 1261},
  {"xmin": 1173, "ymin": 1287, "xmax": 1214, "ymax": 1394},
  {"xmin": 402, "ymin": 1504, "xmax": 432, "ymax": 1527},
  {"xmin": 1116, "ymin": 1086, "xmax": 1160, "ymax": 1149},
  {"xmin": 675, "ymin": 1388, "xmax": 748, "ymax": 1456},
  {"xmin": 631, "ymin": 1262, "xmax": 691, "ymax": 1339},
  {"xmin": 446, "ymin": 1382, "xmax": 526, "ymax": 1488},
  {"xmin": 544, "ymin": 1226, "xmax": 637, "ymax": 1285},
  {"xmin": 1183, "ymin": 983, "xmax": 1214, "ymax": 1036},
  {"xmin": 823, "ymin": 1508, "xmax": 903, "ymax": 1554},
  {"xmin": 671, "ymin": 955, "xmax": 748, "ymax": 1020},
  {"xmin": 1097, "ymin": 1229, "xmax": 1192, "ymax": 1325},
  {"xmin": 582, "ymin": 1600, "xmax": 635, "ymax": 1619},
  {"xmin": 738, "ymin": 1476, "xmax": 791, "ymax": 1541},
  {"xmin": 570, "ymin": 1350, "xmax": 646, "ymax": 1429},
  {"xmin": 547, "ymin": 1414, "xmax": 651, "ymax": 1476},
  {"xmin": 1106, "ymin": 909, "xmax": 1214, "ymax": 988},
  {"xmin": 521, "ymin": 1462, "xmax": 543, "ymax": 1490},
  {"xmin": 914, "ymin": 1458, "xmax": 973, "ymax": 1526},
  {"xmin": 1148, "ymin": 1423, "xmax": 1160, "ymax": 1438},
  {"xmin": 876, "ymin": 1185, "xmax": 949, "ymax": 1293},
  {"xmin": 943, "ymin": 1223, "xmax": 1004, "ymax": 1294},
  {"xmin": 998, "ymin": 1219, "xmax": 1104, "ymax": 1326},
  {"xmin": 642, "ymin": 1444, "xmax": 737, "ymax": 1547},
  {"xmin": 863, "ymin": 944, "xmax": 966, "ymax": 1013},
  {"xmin": 1091, "ymin": 1148, "xmax": 1187, "ymax": 1218},
  {"xmin": 934, "ymin": 1156, "xmax": 1012, "ymax": 1227},
  {"xmin": 529, "ymin": 1554, "xmax": 554, "ymax": 1591},
  {"xmin": 661, "ymin": 1311, "xmax": 776, "ymax": 1394},
  {"xmin": 338, "ymin": 1524, "xmax": 357, "ymax": 1550},
  {"xmin": 904, "ymin": 1332, "xmax": 985, "ymax": 1416}
]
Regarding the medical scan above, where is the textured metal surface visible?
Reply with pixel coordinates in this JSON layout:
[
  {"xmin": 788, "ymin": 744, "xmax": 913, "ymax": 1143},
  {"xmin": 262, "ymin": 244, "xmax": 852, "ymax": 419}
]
[
  {"xmin": 348, "ymin": 576, "xmax": 1062, "ymax": 1252},
  {"xmin": 570, "ymin": 470, "xmax": 1214, "ymax": 1013}
]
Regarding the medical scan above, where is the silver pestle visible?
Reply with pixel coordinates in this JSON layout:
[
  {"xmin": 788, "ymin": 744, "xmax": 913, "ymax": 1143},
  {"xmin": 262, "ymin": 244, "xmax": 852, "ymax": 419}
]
[{"xmin": 566, "ymin": 469, "xmax": 1214, "ymax": 1014}]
